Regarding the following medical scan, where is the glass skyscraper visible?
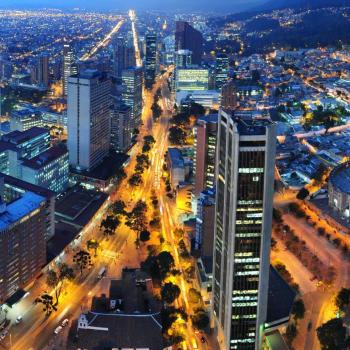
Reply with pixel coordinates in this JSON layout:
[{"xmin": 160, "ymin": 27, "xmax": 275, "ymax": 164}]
[{"xmin": 211, "ymin": 109, "xmax": 276, "ymax": 350}]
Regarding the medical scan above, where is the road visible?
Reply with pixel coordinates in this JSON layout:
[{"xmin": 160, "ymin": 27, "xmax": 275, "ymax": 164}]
[
  {"xmin": 129, "ymin": 10, "xmax": 142, "ymax": 68},
  {"xmin": 80, "ymin": 18, "xmax": 125, "ymax": 61}
]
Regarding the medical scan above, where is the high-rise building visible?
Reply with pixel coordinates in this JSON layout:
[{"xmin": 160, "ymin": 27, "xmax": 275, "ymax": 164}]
[
  {"xmin": 112, "ymin": 37, "xmax": 136, "ymax": 79},
  {"xmin": 67, "ymin": 70, "xmax": 111, "ymax": 171},
  {"xmin": 175, "ymin": 21, "xmax": 203, "ymax": 65},
  {"xmin": 145, "ymin": 33, "xmax": 158, "ymax": 90},
  {"xmin": 0, "ymin": 190, "xmax": 47, "ymax": 303},
  {"xmin": 110, "ymin": 104, "xmax": 132, "ymax": 152},
  {"xmin": 211, "ymin": 109, "xmax": 276, "ymax": 350},
  {"xmin": 121, "ymin": 67, "xmax": 143, "ymax": 132},
  {"xmin": 37, "ymin": 54, "xmax": 49, "ymax": 87},
  {"xmin": 194, "ymin": 114, "xmax": 218, "ymax": 196},
  {"xmin": 63, "ymin": 44, "xmax": 77, "ymax": 97},
  {"xmin": 221, "ymin": 80, "xmax": 238, "ymax": 111},
  {"xmin": 215, "ymin": 53, "xmax": 230, "ymax": 91},
  {"xmin": 10, "ymin": 109, "xmax": 43, "ymax": 132}
]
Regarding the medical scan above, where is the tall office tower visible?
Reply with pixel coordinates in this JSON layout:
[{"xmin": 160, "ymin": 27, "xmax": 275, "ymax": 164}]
[
  {"xmin": 175, "ymin": 21, "xmax": 203, "ymax": 65},
  {"xmin": 221, "ymin": 80, "xmax": 238, "ymax": 111},
  {"xmin": 194, "ymin": 114, "xmax": 218, "ymax": 196},
  {"xmin": 37, "ymin": 54, "xmax": 49, "ymax": 87},
  {"xmin": 0, "ymin": 189, "xmax": 47, "ymax": 303},
  {"xmin": 110, "ymin": 104, "xmax": 132, "ymax": 152},
  {"xmin": 175, "ymin": 49, "xmax": 192, "ymax": 68},
  {"xmin": 145, "ymin": 33, "xmax": 158, "ymax": 90},
  {"xmin": 215, "ymin": 53, "xmax": 230, "ymax": 91},
  {"xmin": 211, "ymin": 109, "xmax": 276, "ymax": 350},
  {"xmin": 63, "ymin": 44, "xmax": 77, "ymax": 97},
  {"xmin": 112, "ymin": 37, "xmax": 135, "ymax": 78},
  {"xmin": 121, "ymin": 67, "xmax": 143, "ymax": 132},
  {"xmin": 67, "ymin": 70, "xmax": 111, "ymax": 171}
]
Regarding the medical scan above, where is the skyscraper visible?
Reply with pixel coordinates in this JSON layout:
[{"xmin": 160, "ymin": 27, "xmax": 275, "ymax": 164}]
[
  {"xmin": 37, "ymin": 54, "xmax": 49, "ymax": 87},
  {"xmin": 175, "ymin": 49, "xmax": 192, "ymax": 68},
  {"xmin": 110, "ymin": 104, "xmax": 132, "ymax": 152},
  {"xmin": 145, "ymin": 33, "xmax": 157, "ymax": 90},
  {"xmin": 211, "ymin": 109, "xmax": 276, "ymax": 350},
  {"xmin": 63, "ymin": 44, "xmax": 77, "ymax": 97},
  {"xmin": 215, "ymin": 53, "xmax": 230, "ymax": 91},
  {"xmin": 121, "ymin": 67, "xmax": 143, "ymax": 132},
  {"xmin": 112, "ymin": 36, "xmax": 136, "ymax": 78},
  {"xmin": 175, "ymin": 21, "xmax": 203, "ymax": 65},
  {"xmin": 194, "ymin": 114, "xmax": 218, "ymax": 196},
  {"xmin": 67, "ymin": 70, "xmax": 111, "ymax": 171}
]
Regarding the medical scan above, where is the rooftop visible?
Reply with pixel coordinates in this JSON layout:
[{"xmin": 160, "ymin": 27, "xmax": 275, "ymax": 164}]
[
  {"xmin": 168, "ymin": 147, "xmax": 184, "ymax": 168},
  {"xmin": 329, "ymin": 162, "xmax": 350, "ymax": 195},
  {"xmin": 2, "ymin": 127, "xmax": 49, "ymax": 145},
  {"xmin": 0, "ymin": 191, "xmax": 45, "ymax": 231},
  {"xmin": 21, "ymin": 145, "xmax": 68, "ymax": 170}
]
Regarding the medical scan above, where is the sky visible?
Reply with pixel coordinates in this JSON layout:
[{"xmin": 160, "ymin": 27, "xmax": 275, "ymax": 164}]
[{"xmin": 0, "ymin": 0, "xmax": 265, "ymax": 12}]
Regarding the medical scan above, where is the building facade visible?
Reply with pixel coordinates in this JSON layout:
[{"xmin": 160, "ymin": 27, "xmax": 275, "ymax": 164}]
[
  {"xmin": 121, "ymin": 67, "xmax": 143, "ymax": 132},
  {"xmin": 145, "ymin": 33, "xmax": 158, "ymax": 90},
  {"xmin": 10, "ymin": 109, "xmax": 43, "ymax": 132},
  {"xmin": 37, "ymin": 54, "xmax": 49, "ymax": 88},
  {"xmin": 112, "ymin": 37, "xmax": 135, "ymax": 79},
  {"xmin": 211, "ymin": 109, "xmax": 276, "ymax": 350},
  {"xmin": 215, "ymin": 54, "xmax": 230, "ymax": 91},
  {"xmin": 63, "ymin": 44, "xmax": 77, "ymax": 97},
  {"xmin": 0, "ymin": 191, "xmax": 47, "ymax": 303},
  {"xmin": 110, "ymin": 104, "xmax": 132, "ymax": 152},
  {"xmin": 175, "ymin": 21, "xmax": 203, "ymax": 65},
  {"xmin": 68, "ymin": 70, "xmax": 111, "ymax": 171},
  {"xmin": 176, "ymin": 68, "xmax": 209, "ymax": 92},
  {"xmin": 194, "ymin": 114, "xmax": 218, "ymax": 196}
]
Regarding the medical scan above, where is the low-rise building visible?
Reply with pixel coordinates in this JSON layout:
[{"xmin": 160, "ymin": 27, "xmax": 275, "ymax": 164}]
[{"xmin": 167, "ymin": 147, "xmax": 185, "ymax": 188}]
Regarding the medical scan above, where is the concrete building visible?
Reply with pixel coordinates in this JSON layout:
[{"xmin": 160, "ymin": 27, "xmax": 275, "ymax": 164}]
[
  {"xmin": 215, "ymin": 53, "xmax": 230, "ymax": 91},
  {"xmin": 0, "ymin": 191, "xmax": 47, "ymax": 303},
  {"xmin": 175, "ymin": 21, "xmax": 203, "ymax": 65},
  {"xmin": 221, "ymin": 80, "xmax": 238, "ymax": 111},
  {"xmin": 10, "ymin": 109, "xmax": 43, "ymax": 132},
  {"xmin": 110, "ymin": 104, "xmax": 132, "ymax": 152},
  {"xmin": 68, "ymin": 70, "xmax": 111, "ymax": 171},
  {"xmin": 37, "ymin": 54, "xmax": 49, "ymax": 87},
  {"xmin": 20, "ymin": 144, "xmax": 69, "ymax": 193},
  {"xmin": 112, "ymin": 36, "xmax": 135, "ymax": 78},
  {"xmin": 121, "ymin": 67, "xmax": 143, "ymax": 132},
  {"xmin": 167, "ymin": 147, "xmax": 186, "ymax": 188},
  {"xmin": 329, "ymin": 162, "xmax": 350, "ymax": 217},
  {"xmin": 211, "ymin": 109, "xmax": 276, "ymax": 350},
  {"xmin": 175, "ymin": 49, "xmax": 192, "ymax": 68},
  {"xmin": 63, "ymin": 44, "xmax": 77, "ymax": 97},
  {"xmin": 194, "ymin": 114, "xmax": 218, "ymax": 196},
  {"xmin": 0, "ymin": 173, "xmax": 55, "ymax": 241},
  {"xmin": 145, "ymin": 33, "xmax": 158, "ymax": 90}
]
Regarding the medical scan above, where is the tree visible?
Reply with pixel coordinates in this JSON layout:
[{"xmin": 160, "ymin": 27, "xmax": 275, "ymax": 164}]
[
  {"xmin": 142, "ymin": 143, "xmax": 151, "ymax": 153},
  {"xmin": 126, "ymin": 200, "xmax": 147, "ymax": 235},
  {"xmin": 157, "ymin": 251, "xmax": 175, "ymax": 279},
  {"xmin": 291, "ymin": 299, "xmax": 305, "ymax": 320},
  {"xmin": 272, "ymin": 208, "xmax": 283, "ymax": 223},
  {"xmin": 128, "ymin": 173, "xmax": 143, "ymax": 187},
  {"xmin": 144, "ymin": 135, "xmax": 155, "ymax": 145},
  {"xmin": 152, "ymin": 101, "xmax": 163, "ymax": 121},
  {"xmin": 317, "ymin": 318, "xmax": 347, "ymax": 350},
  {"xmin": 87, "ymin": 239, "xmax": 100, "ymax": 257},
  {"xmin": 111, "ymin": 200, "xmax": 126, "ymax": 217},
  {"xmin": 35, "ymin": 293, "xmax": 57, "ymax": 316},
  {"xmin": 285, "ymin": 322, "xmax": 297, "ymax": 345},
  {"xmin": 192, "ymin": 309, "xmax": 209, "ymax": 330},
  {"xmin": 73, "ymin": 250, "xmax": 92, "ymax": 276},
  {"xmin": 161, "ymin": 282, "xmax": 181, "ymax": 304},
  {"xmin": 100, "ymin": 215, "xmax": 120, "ymax": 238},
  {"xmin": 46, "ymin": 270, "xmax": 59, "ymax": 303},
  {"xmin": 168, "ymin": 126, "xmax": 186, "ymax": 145},
  {"xmin": 335, "ymin": 288, "xmax": 350, "ymax": 312},
  {"xmin": 140, "ymin": 230, "xmax": 151, "ymax": 242},
  {"xmin": 297, "ymin": 188, "xmax": 310, "ymax": 200}
]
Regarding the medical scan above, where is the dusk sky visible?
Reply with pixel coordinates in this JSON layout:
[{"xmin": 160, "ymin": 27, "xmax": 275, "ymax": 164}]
[{"xmin": 0, "ymin": 0, "xmax": 264, "ymax": 12}]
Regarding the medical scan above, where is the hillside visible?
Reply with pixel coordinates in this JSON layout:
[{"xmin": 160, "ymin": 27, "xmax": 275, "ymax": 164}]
[{"xmin": 257, "ymin": 0, "xmax": 349, "ymax": 11}]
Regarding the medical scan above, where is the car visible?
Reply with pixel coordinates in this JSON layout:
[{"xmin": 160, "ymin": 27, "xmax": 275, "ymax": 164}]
[
  {"xmin": 61, "ymin": 319, "xmax": 69, "ymax": 327},
  {"xmin": 15, "ymin": 315, "xmax": 23, "ymax": 324},
  {"xmin": 54, "ymin": 326, "xmax": 63, "ymax": 335}
]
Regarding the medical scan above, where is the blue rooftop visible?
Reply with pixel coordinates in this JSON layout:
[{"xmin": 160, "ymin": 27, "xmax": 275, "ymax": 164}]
[
  {"xmin": 0, "ymin": 192, "xmax": 45, "ymax": 231},
  {"xmin": 168, "ymin": 148, "xmax": 184, "ymax": 168},
  {"xmin": 329, "ymin": 162, "xmax": 350, "ymax": 195}
]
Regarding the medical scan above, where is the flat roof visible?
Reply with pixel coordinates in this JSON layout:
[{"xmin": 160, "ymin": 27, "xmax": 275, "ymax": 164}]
[
  {"xmin": 329, "ymin": 162, "xmax": 350, "ymax": 195},
  {"xmin": 21, "ymin": 145, "xmax": 68, "ymax": 170},
  {"xmin": 0, "ymin": 192, "xmax": 45, "ymax": 231},
  {"xmin": 2, "ymin": 127, "xmax": 49, "ymax": 145},
  {"xmin": 168, "ymin": 147, "xmax": 184, "ymax": 168}
]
